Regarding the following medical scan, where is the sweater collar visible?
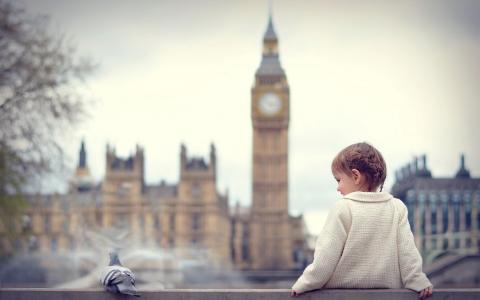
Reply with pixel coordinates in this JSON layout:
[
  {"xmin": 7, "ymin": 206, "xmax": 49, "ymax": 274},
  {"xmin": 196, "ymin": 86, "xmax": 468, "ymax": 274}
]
[{"xmin": 343, "ymin": 191, "xmax": 393, "ymax": 202}]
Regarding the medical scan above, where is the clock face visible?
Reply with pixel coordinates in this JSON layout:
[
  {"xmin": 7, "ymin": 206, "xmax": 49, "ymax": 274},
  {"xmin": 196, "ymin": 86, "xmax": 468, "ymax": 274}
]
[{"xmin": 259, "ymin": 92, "xmax": 282, "ymax": 116}]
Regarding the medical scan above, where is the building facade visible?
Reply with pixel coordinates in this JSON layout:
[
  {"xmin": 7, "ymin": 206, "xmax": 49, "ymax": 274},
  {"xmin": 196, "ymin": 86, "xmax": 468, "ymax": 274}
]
[{"xmin": 391, "ymin": 154, "xmax": 480, "ymax": 265}]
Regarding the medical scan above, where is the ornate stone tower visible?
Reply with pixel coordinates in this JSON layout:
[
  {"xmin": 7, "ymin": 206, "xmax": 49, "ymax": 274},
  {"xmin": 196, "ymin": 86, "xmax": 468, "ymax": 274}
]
[
  {"xmin": 250, "ymin": 15, "xmax": 293, "ymax": 270},
  {"xmin": 166, "ymin": 144, "xmax": 230, "ymax": 265},
  {"xmin": 70, "ymin": 140, "xmax": 94, "ymax": 192},
  {"xmin": 101, "ymin": 144, "xmax": 145, "ymax": 228}
]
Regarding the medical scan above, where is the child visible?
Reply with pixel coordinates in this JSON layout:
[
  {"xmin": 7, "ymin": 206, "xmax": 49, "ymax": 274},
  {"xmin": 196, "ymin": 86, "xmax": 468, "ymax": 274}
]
[{"xmin": 291, "ymin": 142, "xmax": 433, "ymax": 299}]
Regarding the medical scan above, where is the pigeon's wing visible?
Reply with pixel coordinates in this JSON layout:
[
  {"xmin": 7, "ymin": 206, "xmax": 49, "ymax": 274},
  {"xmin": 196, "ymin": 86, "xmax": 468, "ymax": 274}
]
[
  {"xmin": 110, "ymin": 272, "xmax": 129, "ymax": 285},
  {"xmin": 124, "ymin": 269, "xmax": 136, "ymax": 282},
  {"xmin": 102, "ymin": 268, "xmax": 121, "ymax": 287}
]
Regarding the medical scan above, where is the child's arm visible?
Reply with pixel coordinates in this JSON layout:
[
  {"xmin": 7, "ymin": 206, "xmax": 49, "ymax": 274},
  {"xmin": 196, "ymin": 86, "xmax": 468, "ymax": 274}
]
[
  {"xmin": 291, "ymin": 202, "xmax": 350, "ymax": 295},
  {"xmin": 397, "ymin": 202, "xmax": 433, "ymax": 293}
]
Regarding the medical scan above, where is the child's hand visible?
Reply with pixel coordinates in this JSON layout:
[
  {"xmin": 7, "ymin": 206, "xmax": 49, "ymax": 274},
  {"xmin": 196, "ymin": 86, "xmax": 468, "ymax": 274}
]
[
  {"xmin": 419, "ymin": 286, "xmax": 433, "ymax": 300},
  {"xmin": 291, "ymin": 290, "xmax": 301, "ymax": 297}
]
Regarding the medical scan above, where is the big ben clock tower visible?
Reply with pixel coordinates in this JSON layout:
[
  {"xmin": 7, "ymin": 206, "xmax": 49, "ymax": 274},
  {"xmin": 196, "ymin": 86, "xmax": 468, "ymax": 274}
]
[{"xmin": 250, "ymin": 15, "xmax": 293, "ymax": 270}]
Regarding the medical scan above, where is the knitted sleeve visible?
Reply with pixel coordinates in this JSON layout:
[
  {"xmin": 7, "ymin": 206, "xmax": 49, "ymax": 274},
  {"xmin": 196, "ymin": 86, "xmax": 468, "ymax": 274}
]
[
  {"xmin": 292, "ymin": 201, "xmax": 350, "ymax": 294},
  {"xmin": 397, "ymin": 202, "xmax": 432, "ymax": 292}
]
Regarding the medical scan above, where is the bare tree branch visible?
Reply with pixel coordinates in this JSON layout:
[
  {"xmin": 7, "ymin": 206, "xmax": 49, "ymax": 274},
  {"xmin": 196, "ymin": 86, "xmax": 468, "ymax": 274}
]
[{"xmin": 0, "ymin": 0, "xmax": 95, "ymax": 193}]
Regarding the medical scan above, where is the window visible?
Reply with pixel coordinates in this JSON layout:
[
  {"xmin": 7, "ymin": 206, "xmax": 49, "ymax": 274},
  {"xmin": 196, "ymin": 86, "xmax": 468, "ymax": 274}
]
[
  {"xmin": 242, "ymin": 222, "xmax": 250, "ymax": 261},
  {"xmin": 440, "ymin": 192, "xmax": 449, "ymax": 233},
  {"xmin": 293, "ymin": 249, "xmax": 302, "ymax": 263},
  {"xmin": 406, "ymin": 190, "xmax": 415, "ymax": 201},
  {"xmin": 28, "ymin": 236, "xmax": 38, "ymax": 251},
  {"xmin": 418, "ymin": 192, "xmax": 426, "ymax": 235},
  {"xmin": 169, "ymin": 214, "xmax": 175, "ymax": 230},
  {"xmin": 142, "ymin": 214, "xmax": 147, "ymax": 230},
  {"xmin": 191, "ymin": 183, "xmax": 202, "ymax": 200},
  {"xmin": 51, "ymin": 236, "xmax": 58, "ymax": 252},
  {"xmin": 431, "ymin": 238, "xmax": 437, "ymax": 250},
  {"xmin": 466, "ymin": 238, "xmax": 472, "ymax": 248},
  {"xmin": 428, "ymin": 191, "xmax": 438, "ymax": 210},
  {"xmin": 465, "ymin": 202, "xmax": 472, "ymax": 231},
  {"xmin": 44, "ymin": 214, "xmax": 51, "ymax": 234},
  {"xmin": 474, "ymin": 191, "xmax": 480, "ymax": 230},
  {"xmin": 242, "ymin": 244, "xmax": 250, "ymax": 261},
  {"xmin": 273, "ymin": 133, "xmax": 279, "ymax": 150},
  {"xmin": 442, "ymin": 239, "xmax": 448, "ymax": 250},
  {"xmin": 231, "ymin": 244, "xmax": 236, "ymax": 261},
  {"xmin": 463, "ymin": 191, "xmax": 472, "ymax": 203},
  {"xmin": 69, "ymin": 237, "xmax": 76, "ymax": 250},
  {"xmin": 418, "ymin": 191, "xmax": 426, "ymax": 204},
  {"xmin": 406, "ymin": 191, "xmax": 415, "ymax": 231},
  {"xmin": 454, "ymin": 238, "xmax": 460, "ymax": 249},
  {"xmin": 154, "ymin": 215, "xmax": 160, "ymax": 230},
  {"xmin": 477, "ymin": 209, "xmax": 480, "ymax": 231},
  {"xmin": 192, "ymin": 213, "xmax": 201, "ymax": 231},
  {"xmin": 407, "ymin": 207, "xmax": 414, "ymax": 231},
  {"xmin": 116, "ymin": 213, "xmax": 130, "ymax": 229},
  {"xmin": 191, "ymin": 237, "xmax": 198, "ymax": 246},
  {"xmin": 63, "ymin": 216, "xmax": 69, "ymax": 232},
  {"xmin": 117, "ymin": 182, "xmax": 131, "ymax": 200},
  {"xmin": 431, "ymin": 209, "xmax": 437, "ymax": 235},
  {"xmin": 453, "ymin": 192, "xmax": 461, "ymax": 232}
]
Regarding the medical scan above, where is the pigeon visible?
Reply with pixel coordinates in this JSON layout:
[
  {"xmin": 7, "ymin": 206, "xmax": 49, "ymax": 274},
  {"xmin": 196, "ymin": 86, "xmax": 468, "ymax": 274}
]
[{"xmin": 100, "ymin": 251, "xmax": 141, "ymax": 297}]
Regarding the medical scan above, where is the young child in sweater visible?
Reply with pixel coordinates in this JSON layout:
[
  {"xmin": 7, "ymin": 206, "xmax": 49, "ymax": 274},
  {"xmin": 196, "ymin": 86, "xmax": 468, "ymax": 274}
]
[{"xmin": 292, "ymin": 142, "xmax": 433, "ymax": 299}]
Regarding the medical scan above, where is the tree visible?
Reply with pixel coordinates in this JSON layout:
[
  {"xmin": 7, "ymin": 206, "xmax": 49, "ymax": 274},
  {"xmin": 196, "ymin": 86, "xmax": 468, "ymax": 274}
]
[{"xmin": 0, "ymin": 0, "xmax": 94, "ymax": 258}]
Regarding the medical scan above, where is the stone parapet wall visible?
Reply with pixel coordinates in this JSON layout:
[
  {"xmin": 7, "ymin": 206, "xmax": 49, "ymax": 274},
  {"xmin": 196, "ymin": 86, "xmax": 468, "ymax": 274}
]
[{"xmin": 1, "ymin": 289, "xmax": 480, "ymax": 300}]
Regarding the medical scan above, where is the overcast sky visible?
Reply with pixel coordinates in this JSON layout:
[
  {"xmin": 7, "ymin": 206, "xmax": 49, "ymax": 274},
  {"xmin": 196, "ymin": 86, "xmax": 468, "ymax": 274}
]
[{"xmin": 20, "ymin": 0, "xmax": 480, "ymax": 234}]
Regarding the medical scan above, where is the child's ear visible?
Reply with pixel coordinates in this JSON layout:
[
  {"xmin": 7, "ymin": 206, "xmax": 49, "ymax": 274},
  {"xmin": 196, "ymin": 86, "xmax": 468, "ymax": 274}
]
[{"xmin": 351, "ymin": 169, "xmax": 362, "ymax": 185}]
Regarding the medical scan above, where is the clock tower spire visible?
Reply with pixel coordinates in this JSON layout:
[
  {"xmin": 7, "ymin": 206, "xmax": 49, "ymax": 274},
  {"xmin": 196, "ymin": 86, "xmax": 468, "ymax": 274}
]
[{"xmin": 250, "ymin": 14, "xmax": 293, "ymax": 270}]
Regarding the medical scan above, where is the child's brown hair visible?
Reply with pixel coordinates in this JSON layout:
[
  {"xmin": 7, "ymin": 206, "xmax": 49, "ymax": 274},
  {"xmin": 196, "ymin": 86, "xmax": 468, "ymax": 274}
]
[{"xmin": 331, "ymin": 142, "xmax": 387, "ymax": 192}]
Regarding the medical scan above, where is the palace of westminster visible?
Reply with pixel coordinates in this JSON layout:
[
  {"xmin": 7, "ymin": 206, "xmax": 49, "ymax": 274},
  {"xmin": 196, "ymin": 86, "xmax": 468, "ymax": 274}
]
[
  {"xmin": 1, "ymin": 16, "xmax": 479, "ymax": 280},
  {"xmin": 1, "ymin": 16, "xmax": 307, "ymax": 272}
]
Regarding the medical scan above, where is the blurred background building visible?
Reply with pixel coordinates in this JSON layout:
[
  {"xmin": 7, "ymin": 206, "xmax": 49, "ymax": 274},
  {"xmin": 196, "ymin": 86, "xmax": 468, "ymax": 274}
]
[{"xmin": 391, "ymin": 154, "xmax": 480, "ymax": 287}]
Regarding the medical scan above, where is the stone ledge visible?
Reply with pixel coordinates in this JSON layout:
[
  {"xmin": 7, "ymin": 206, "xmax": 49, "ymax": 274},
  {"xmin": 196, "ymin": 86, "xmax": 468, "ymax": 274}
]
[{"xmin": 0, "ymin": 288, "xmax": 479, "ymax": 300}]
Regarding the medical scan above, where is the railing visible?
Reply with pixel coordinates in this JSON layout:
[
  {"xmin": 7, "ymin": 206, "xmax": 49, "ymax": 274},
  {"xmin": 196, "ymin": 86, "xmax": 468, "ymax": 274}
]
[{"xmin": 1, "ymin": 288, "xmax": 479, "ymax": 300}]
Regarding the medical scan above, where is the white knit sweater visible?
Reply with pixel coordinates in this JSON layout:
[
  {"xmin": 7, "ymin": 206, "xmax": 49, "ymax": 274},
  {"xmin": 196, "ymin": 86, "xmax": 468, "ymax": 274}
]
[{"xmin": 292, "ymin": 192, "xmax": 432, "ymax": 294}]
